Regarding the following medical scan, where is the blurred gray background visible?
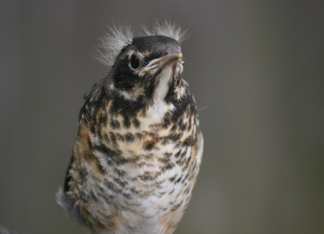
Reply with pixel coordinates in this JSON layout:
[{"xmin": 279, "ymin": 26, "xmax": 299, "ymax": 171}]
[{"xmin": 1, "ymin": 1, "xmax": 323, "ymax": 234}]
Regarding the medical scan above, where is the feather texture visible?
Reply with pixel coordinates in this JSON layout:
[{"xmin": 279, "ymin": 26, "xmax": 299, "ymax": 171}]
[
  {"xmin": 96, "ymin": 21, "xmax": 186, "ymax": 66},
  {"xmin": 143, "ymin": 21, "xmax": 186, "ymax": 43},
  {"xmin": 96, "ymin": 24, "xmax": 133, "ymax": 66}
]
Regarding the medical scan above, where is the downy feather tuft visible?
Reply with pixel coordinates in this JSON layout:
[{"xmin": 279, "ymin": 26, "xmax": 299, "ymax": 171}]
[
  {"xmin": 96, "ymin": 24, "xmax": 133, "ymax": 66},
  {"xmin": 96, "ymin": 21, "xmax": 186, "ymax": 66},
  {"xmin": 142, "ymin": 20, "xmax": 186, "ymax": 43}
]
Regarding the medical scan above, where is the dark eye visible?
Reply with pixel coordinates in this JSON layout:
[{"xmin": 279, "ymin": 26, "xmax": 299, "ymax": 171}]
[{"xmin": 129, "ymin": 54, "xmax": 140, "ymax": 70}]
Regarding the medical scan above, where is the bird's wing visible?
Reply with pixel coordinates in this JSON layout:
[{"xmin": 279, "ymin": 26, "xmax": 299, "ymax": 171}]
[
  {"xmin": 78, "ymin": 76, "xmax": 112, "ymax": 124},
  {"xmin": 57, "ymin": 76, "xmax": 112, "ymax": 225}
]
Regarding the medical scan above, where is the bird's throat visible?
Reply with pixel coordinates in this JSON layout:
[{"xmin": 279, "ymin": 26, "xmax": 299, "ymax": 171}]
[
  {"xmin": 153, "ymin": 66, "xmax": 172, "ymax": 101},
  {"xmin": 149, "ymin": 66, "xmax": 173, "ymax": 120}
]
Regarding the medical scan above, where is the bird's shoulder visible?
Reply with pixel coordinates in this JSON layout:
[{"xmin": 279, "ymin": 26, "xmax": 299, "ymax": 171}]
[{"xmin": 78, "ymin": 76, "xmax": 112, "ymax": 124}]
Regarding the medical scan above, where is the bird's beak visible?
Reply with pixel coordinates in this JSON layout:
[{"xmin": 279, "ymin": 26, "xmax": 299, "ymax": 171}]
[
  {"xmin": 157, "ymin": 53, "xmax": 183, "ymax": 69},
  {"xmin": 138, "ymin": 53, "xmax": 183, "ymax": 77}
]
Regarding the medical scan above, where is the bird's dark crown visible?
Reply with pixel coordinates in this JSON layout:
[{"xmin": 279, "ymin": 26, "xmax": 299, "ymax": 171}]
[{"xmin": 131, "ymin": 35, "xmax": 180, "ymax": 56}]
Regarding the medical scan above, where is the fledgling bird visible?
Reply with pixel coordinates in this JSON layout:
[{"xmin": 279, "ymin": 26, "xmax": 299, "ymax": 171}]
[{"xmin": 57, "ymin": 23, "xmax": 203, "ymax": 234}]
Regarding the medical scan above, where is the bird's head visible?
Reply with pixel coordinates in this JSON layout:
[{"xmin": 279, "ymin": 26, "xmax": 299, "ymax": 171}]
[{"xmin": 97, "ymin": 23, "xmax": 186, "ymax": 101}]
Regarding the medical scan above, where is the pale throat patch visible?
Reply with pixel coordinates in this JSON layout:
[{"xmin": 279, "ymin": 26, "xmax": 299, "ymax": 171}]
[{"xmin": 149, "ymin": 66, "xmax": 174, "ymax": 120}]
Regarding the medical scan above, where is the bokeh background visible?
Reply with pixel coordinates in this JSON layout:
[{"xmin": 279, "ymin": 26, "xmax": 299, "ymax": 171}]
[{"xmin": 1, "ymin": 1, "xmax": 323, "ymax": 234}]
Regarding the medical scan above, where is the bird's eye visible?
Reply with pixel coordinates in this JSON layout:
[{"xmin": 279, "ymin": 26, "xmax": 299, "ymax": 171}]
[{"xmin": 129, "ymin": 54, "xmax": 141, "ymax": 70}]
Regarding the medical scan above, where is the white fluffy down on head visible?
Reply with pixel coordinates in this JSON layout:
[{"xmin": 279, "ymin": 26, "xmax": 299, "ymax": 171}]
[
  {"xmin": 96, "ymin": 24, "xmax": 134, "ymax": 67},
  {"xmin": 142, "ymin": 21, "xmax": 185, "ymax": 43},
  {"xmin": 96, "ymin": 21, "xmax": 186, "ymax": 66}
]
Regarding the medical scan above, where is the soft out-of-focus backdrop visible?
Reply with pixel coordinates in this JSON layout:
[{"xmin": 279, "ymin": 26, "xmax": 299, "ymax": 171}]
[{"xmin": 1, "ymin": 1, "xmax": 323, "ymax": 234}]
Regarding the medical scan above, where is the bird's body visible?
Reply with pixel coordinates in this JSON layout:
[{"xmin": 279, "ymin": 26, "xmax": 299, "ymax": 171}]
[{"xmin": 57, "ymin": 24, "xmax": 203, "ymax": 234}]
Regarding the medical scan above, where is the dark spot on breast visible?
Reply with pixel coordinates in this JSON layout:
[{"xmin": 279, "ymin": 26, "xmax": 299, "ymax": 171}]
[
  {"xmin": 144, "ymin": 153, "xmax": 154, "ymax": 161},
  {"xmin": 135, "ymin": 132, "xmax": 142, "ymax": 140},
  {"xmin": 102, "ymin": 133, "xmax": 109, "ymax": 141},
  {"xmin": 167, "ymin": 133, "xmax": 182, "ymax": 142},
  {"xmin": 181, "ymin": 173, "xmax": 189, "ymax": 183},
  {"xmin": 162, "ymin": 118, "xmax": 171, "ymax": 128},
  {"xmin": 113, "ymin": 168, "xmax": 127, "ymax": 177},
  {"xmin": 103, "ymin": 179, "xmax": 118, "ymax": 194},
  {"xmin": 93, "ymin": 142, "xmax": 126, "ymax": 166},
  {"xmin": 123, "ymin": 193, "xmax": 132, "ymax": 200},
  {"xmin": 171, "ymin": 202, "xmax": 182, "ymax": 212},
  {"xmin": 168, "ymin": 189, "xmax": 175, "ymax": 195},
  {"xmin": 109, "ymin": 132, "xmax": 116, "ymax": 143},
  {"xmin": 178, "ymin": 118, "xmax": 183, "ymax": 127},
  {"xmin": 169, "ymin": 175, "xmax": 176, "ymax": 182},
  {"xmin": 146, "ymin": 131, "xmax": 158, "ymax": 138},
  {"xmin": 138, "ymin": 171, "xmax": 158, "ymax": 181},
  {"xmin": 123, "ymin": 116, "xmax": 131, "ymax": 128},
  {"xmin": 90, "ymin": 125, "xmax": 96, "ymax": 134},
  {"xmin": 174, "ymin": 142, "xmax": 181, "ymax": 149},
  {"xmin": 183, "ymin": 135, "xmax": 195, "ymax": 146},
  {"xmin": 112, "ymin": 177, "xmax": 128, "ymax": 187},
  {"xmin": 161, "ymin": 139, "xmax": 170, "ymax": 145},
  {"xmin": 89, "ymin": 191, "xmax": 99, "ymax": 202},
  {"xmin": 143, "ymin": 140, "xmax": 156, "ymax": 151},
  {"xmin": 177, "ymin": 156, "xmax": 187, "ymax": 167},
  {"xmin": 160, "ymin": 163, "xmax": 175, "ymax": 172},
  {"xmin": 171, "ymin": 124, "xmax": 177, "ymax": 131},
  {"xmin": 124, "ymin": 132, "xmax": 135, "ymax": 142},
  {"xmin": 94, "ymin": 157, "xmax": 106, "ymax": 174},
  {"xmin": 115, "ymin": 133, "xmax": 124, "ymax": 142},
  {"xmin": 159, "ymin": 157, "xmax": 170, "ymax": 164},
  {"xmin": 132, "ymin": 118, "xmax": 141, "ymax": 128},
  {"xmin": 181, "ymin": 148, "xmax": 188, "ymax": 157},
  {"xmin": 78, "ymin": 166, "xmax": 89, "ymax": 178},
  {"xmin": 137, "ymin": 162, "xmax": 155, "ymax": 168},
  {"xmin": 179, "ymin": 122, "xmax": 187, "ymax": 131},
  {"xmin": 130, "ymin": 187, "xmax": 139, "ymax": 195},
  {"xmin": 175, "ymin": 176, "xmax": 182, "ymax": 184},
  {"xmin": 127, "ymin": 155, "xmax": 141, "ymax": 164},
  {"xmin": 184, "ymin": 187, "xmax": 191, "ymax": 194},
  {"xmin": 110, "ymin": 119, "xmax": 120, "ymax": 129},
  {"xmin": 99, "ymin": 112, "xmax": 108, "ymax": 126},
  {"xmin": 149, "ymin": 123, "xmax": 161, "ymax": 130},
  {"xmin": 158, "ymin": 191, "xmax": 166, "ymax": 197}
]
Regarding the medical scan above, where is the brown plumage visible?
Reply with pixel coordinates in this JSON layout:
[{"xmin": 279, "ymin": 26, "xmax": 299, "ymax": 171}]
[{"xmin": 57, "ymin": 23, "xmax": 203, "ymax": 234}]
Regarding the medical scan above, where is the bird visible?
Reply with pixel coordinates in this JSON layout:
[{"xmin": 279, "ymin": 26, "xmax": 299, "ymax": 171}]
[{"xmin": 56, "ymin": 22, "xmax": 203, "ymax": 234}]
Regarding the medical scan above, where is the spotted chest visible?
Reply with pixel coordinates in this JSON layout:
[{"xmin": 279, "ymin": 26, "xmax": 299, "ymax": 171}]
[
  {"xmin": 66, "ymin": 83, "xmax": 201, "ymax": 233},
  {"xmin": 57, "ymin": 24, "xmax": 205, "ymax": 234}
]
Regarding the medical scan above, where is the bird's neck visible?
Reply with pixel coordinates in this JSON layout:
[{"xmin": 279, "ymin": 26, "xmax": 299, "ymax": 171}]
[{"xmin": 152, "ymin": 66, "xmax": 172, "ymax": 102}]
